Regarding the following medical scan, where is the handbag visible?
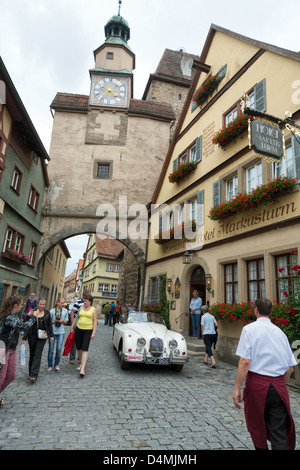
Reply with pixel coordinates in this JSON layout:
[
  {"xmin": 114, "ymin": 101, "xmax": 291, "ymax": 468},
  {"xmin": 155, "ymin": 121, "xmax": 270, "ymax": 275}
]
[{"xmin": 36, "ymin": 317, "xmax": 47, "ymax": 340}]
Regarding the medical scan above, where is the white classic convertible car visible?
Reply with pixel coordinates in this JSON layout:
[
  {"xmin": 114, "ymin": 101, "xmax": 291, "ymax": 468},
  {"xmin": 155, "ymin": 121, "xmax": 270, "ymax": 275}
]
[{"xmin": 112, "ymin": 311, "xmax": 189, "ymax": 371}]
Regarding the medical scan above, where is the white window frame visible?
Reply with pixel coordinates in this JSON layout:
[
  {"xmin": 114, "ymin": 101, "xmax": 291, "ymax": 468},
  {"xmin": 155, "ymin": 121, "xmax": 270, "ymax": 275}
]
[
  {"xmin": 247, "ymin": 162, "xmax": 262, "ymax": 193},
  {"xmin": 225, "ymin": 106, "xmax": 238, "ymax": 125},
  {"xmin": 226, "ymin": 176, "xmax": 238, "ymax": 201}
]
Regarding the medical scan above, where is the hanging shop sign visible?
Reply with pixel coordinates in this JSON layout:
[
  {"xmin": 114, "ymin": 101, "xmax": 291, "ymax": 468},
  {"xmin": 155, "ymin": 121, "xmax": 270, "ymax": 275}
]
[{"xmin": 248, "ymin": 118, "xmax": 285, "ymax": 162}]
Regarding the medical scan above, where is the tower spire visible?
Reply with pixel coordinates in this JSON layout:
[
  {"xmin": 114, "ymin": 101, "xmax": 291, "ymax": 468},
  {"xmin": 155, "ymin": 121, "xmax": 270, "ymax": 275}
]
[{"xmin": 118, "ymin": 0, "xmax": 122, "ymax": 16}]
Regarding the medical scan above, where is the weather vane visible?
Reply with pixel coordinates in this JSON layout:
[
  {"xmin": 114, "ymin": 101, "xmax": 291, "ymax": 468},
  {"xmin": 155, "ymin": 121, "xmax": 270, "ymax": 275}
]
[{"xmin": 118, "ymin": 0, "xmax": 122, "ymax": 16}]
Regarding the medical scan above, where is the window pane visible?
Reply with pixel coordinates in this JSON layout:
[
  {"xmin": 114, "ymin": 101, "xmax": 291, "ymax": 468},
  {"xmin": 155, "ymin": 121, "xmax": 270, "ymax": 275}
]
[
  {"xmin": 248, "ymin": 261, "xmax": 257, "ymax": 280},
  {"xmin": 225, "ymin": 264, "xmax": 232, "ymax": 282},
  {"xmin": 226, "ymin": 284, "xmax": 233, "ymax": 304},
  {"xmin": 249, "ymin": 281, "xmax": 258, "ymax": 302},
  {"xmin": 97, "ymin": 164, "xmax": 110, "ymax": 178}
]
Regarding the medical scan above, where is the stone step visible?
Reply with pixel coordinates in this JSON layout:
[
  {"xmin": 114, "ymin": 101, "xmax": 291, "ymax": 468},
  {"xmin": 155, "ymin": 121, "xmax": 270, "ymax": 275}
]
[{"xmin": 185, "ymin": 338, "xmax": 206, "ymax": 356}]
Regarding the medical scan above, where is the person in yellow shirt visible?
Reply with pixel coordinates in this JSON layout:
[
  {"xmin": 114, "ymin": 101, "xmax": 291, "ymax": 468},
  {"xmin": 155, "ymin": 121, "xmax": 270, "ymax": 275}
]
[{"xmin": 73, "ymin": 294, "xmax": 97, "ymax": 378}]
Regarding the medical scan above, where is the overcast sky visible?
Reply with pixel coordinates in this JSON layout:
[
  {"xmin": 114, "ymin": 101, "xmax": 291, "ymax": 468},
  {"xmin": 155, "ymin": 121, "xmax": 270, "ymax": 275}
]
[{"xmin": 1, "ymin": 0, "xmax": 300, "ymax": 275}]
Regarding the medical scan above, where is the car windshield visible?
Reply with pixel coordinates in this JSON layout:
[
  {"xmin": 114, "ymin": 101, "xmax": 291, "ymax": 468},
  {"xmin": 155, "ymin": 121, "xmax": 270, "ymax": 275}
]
[{"xmin": 126, "ymin": 311, "xmax": 165, "ymax": 325}]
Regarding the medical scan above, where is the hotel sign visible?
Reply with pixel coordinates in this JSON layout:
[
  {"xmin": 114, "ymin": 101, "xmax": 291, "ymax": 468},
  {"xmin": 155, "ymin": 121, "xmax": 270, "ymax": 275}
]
[{"xmin": 250, "ymin": 119, "xmax": 284, "ymax": 162}]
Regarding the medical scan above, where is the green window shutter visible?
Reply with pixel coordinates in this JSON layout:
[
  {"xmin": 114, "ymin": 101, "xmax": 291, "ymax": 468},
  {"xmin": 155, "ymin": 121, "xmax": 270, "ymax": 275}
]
[
  {"xmin": 292, "ymin": 135, "xmax": 300, "ymax": 182},
  {"xmin": 218, "ymin": 64, "xmax": 227, "ymax": 80},
  {"xmin": 196, "ymin": 190, "xmax": 204, "ymax": 225},
  {"xmin": 254, "ymin": 79, "xmax": 266, "ymax": 113},
  {"xmin": 173, "ymin": 157, "xmax": 179, "ymax": 170},
  {"xmin": 195, "ymin": 135, "xmax": 203, "ymax": 163},
  {"xmin": 213, "ymin": 180, "xmax": 221, "ymax": 207}
]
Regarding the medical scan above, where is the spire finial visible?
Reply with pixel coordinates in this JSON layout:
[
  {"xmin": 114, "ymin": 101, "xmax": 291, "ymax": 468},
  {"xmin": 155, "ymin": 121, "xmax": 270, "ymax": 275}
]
[{"xmin": 118, "ymin": 0, "xmax": 122, "ymax": 16}]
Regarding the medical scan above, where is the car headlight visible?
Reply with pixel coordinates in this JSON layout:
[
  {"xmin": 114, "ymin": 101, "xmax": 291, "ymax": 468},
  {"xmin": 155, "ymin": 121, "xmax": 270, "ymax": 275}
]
[
  {"xmin": 137, "ymin": 337, "xmax": 146, "ymax": 347},
  {"xmin": 169, "ymin": 339, "xmax": 178, "ymax": 349}
]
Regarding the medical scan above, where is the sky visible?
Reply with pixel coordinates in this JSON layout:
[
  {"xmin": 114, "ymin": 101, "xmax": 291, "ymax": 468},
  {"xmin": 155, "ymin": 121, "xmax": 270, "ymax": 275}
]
[{"xmin": 1, "ymin": 0, "xmax": 300, "ymax": 275}]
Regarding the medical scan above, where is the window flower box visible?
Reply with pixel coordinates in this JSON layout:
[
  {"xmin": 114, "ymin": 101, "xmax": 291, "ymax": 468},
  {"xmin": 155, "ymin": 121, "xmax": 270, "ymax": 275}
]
[
  {"xmin": 2, "ymin": 249, "xmax": 31, "ymax": 265},
  {"xmin": 192, "ymin": 73, "xmax": 221, "ymax": 107},
  {"xmin": 212, "ymin": 114, "xmax": 253, "ymax": 148},
  {"xmin": 168, "ymin": 161, "xmax": 197, "ymax": 183},
  {"xmin": 154, "ymin": 219, "xmax": 196, "ymax": 245},
  {"xmin": 208, "ymin": 176, "xmax": 297, "ymax": 221}
]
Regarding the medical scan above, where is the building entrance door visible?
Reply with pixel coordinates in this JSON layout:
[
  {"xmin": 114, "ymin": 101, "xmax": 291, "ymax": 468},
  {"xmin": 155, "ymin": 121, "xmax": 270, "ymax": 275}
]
[{"xmin": 189, "ymin": 266, "xmax": 206, "ymax": 337}]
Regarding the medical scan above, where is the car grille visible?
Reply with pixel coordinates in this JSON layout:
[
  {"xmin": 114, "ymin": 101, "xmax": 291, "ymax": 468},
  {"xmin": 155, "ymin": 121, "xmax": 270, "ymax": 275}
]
[{"xmin": 149, "ymin": 337, "xmax": 163, "ymax": 357}]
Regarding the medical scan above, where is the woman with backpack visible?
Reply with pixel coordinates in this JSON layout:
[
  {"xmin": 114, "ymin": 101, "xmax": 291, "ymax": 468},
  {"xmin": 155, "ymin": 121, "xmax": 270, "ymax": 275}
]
[{"xmin": 0, "ymin": 295, "xmax": 36, "ymax": 407}]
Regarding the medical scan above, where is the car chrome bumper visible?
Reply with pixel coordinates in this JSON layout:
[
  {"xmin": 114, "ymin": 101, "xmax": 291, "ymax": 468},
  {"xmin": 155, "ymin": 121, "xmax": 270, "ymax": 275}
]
[{"xmin": 122, "ymin": 351, "xmax": 189, "ymax": 365}]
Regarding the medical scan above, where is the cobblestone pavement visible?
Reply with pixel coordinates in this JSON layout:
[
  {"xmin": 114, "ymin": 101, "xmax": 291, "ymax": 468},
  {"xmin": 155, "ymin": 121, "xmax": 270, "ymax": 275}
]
[{"xmin": 0, "ymin": 320, "xmax": 299, "ymax": 451}]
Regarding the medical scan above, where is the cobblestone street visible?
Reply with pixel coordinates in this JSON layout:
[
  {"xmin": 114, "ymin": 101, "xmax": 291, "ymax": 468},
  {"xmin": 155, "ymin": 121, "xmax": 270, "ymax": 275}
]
[{"xmin": 0, "ymin": 320, "xmax": 299, "ymax": 452}]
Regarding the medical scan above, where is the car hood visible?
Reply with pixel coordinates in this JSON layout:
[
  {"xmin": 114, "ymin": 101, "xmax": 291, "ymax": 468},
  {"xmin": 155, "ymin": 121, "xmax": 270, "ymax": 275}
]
[{"xmin": 121, "ymin": 322, "xmax": 182, "ymax": 341}]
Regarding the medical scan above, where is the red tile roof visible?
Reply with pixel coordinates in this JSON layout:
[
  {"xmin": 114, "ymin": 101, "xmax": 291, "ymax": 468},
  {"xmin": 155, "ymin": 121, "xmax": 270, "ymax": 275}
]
[
  {"xmin": 95, "ymin": 237, "xmax": 124, "ymax": 259},
  {"xmin": 50, "ymin": 93, "xmax": 175, "ymax": 121}
]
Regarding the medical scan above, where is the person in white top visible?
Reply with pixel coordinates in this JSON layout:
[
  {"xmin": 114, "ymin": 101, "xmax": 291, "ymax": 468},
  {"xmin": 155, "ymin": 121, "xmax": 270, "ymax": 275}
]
[{"xmin": 233, "ymin": 298, "xmax": 297, "ymax": 450}]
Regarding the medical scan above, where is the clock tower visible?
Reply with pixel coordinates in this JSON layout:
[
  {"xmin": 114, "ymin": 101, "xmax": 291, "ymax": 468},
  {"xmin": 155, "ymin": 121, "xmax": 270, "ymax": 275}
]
[{"xmin": 89, "ymin": 0, "xmax": 135, "ymax": 109}]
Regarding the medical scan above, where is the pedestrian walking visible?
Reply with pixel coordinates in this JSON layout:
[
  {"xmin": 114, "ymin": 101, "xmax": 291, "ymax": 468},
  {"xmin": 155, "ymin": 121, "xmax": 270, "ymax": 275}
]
[
  {"xmin": 0, "ymin": 295, "xmax": 36, "ymax": 406},
  {"xmin": 233, "ymin": 297, "xmax": 297, "ymax": 450},
  {"xmin": 23, "ymin": 293, "xmax": 37, "ymax": 319},
  {"xmin": 108, "ymin": 301, "xmax": 115, "ymax": 326},
  {"xmin": 74, "ymin": 294, "xmax": 97, "ymax": 378},
  {"xmin": 23, "ymin": 299, "xmax": 53, "ymax": 383},
  {"xmin": 69, "ymin": 292, "xmax": 90, "ymax": 364},
  {"xmin": 114, "ymin": 299, "xmax": 121, "ymax": 324},
  {"xmin": 127, "ymin": 302, "xmax": 135, "ymax": 313},
  {"xmin": 103, "ymin": 302, "xmax": 110, "ymax": 325},
  {"xmin": 47, "ymin": 297, "xmax": 69, "ymax": 373},
  {"xmin": 189, "ymin": 290, "xmax": 202, "ymax": 339},
  {"xmin": 201, "ymin": 305, "xmax": 218, "ymax": 368}
]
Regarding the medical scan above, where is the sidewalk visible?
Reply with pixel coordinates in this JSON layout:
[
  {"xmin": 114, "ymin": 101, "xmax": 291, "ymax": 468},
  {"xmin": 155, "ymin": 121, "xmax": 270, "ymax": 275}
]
[{"xmin": 0, "ymin": 321, "xmax": 299, "ymax": 451}]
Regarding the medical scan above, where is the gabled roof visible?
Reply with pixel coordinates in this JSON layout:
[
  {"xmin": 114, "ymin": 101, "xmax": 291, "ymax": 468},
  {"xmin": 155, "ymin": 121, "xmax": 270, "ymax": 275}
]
[
  {"xmin": 0, "ymin": 56, "xmax": 50, "ymax": 162},
  {"xmin": 151, "ymin": 24, "xmax": 300, "ymax": 204},
  {"xmin": 50, "ymin": 92, "xmax": 175, "ymax": 121},
  {"xmin": 142, "ymin": 48, "xmax": 200, "ymax": 100},
  {"xmin": 95, "ymin": 237, "xmax": 124, "ymax": 260}
]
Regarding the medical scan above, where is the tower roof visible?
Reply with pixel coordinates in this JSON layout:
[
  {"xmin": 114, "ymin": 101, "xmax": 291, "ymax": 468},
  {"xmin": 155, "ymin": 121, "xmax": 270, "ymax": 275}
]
[{"xmin": 104, "ymin": 0, "xmax": 130, "ymax": 45}]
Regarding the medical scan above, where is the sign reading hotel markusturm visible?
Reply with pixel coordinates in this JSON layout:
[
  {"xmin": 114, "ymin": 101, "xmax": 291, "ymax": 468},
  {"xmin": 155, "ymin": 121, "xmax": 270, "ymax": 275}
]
[{"xmin": 250, "ymin": 119, "xmax": 283, "ymax": 161}]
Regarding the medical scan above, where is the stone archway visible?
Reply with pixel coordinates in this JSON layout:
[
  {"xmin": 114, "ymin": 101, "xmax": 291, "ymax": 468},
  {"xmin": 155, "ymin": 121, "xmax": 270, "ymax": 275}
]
[{"xmin": 36, "ymin": 218, "xmax": 147, "ymax": 310}]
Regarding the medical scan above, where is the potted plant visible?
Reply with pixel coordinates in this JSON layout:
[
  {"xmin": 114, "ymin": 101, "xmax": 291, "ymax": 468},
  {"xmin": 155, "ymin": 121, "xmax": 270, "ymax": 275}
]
[
  {"xmin": 192, "ymin": 73, "xmax": 221, "ymax": 107},
  {"xmin": 208, "ymin": 176, "xmax": 297, "ymax": 221},
  {"xmin": 212, "ymin": 114, "xmax": 253, "ymax": 148},
  {"xmin": 168, "ymin": 161, "xmax": 197, "ymax": 183}
]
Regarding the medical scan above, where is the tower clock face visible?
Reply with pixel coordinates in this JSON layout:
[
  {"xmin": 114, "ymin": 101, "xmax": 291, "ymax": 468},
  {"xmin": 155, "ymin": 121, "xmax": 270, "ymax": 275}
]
[{"xmin": 91, "ymin": 76, "xmax": 128, "ymax": 107}]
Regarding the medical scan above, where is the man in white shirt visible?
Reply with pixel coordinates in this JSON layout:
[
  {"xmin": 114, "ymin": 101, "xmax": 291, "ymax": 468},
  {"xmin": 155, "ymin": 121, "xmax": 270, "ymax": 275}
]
[{"xmin": 233, "ymin": 298, "xmax": 297, "ymax": 450}]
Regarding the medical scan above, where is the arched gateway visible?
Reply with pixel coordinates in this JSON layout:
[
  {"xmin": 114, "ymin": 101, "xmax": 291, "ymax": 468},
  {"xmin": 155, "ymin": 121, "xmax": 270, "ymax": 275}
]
[{"xmin": 37, "ymin": 8, "xmax": 173, "ymax": 306}]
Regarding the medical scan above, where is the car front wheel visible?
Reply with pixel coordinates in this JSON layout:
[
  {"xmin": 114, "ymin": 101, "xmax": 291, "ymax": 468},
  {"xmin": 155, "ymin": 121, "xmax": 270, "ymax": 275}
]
[{"xmin": 118, "ymin": 341, "xmax": 130, "ymax": 370}]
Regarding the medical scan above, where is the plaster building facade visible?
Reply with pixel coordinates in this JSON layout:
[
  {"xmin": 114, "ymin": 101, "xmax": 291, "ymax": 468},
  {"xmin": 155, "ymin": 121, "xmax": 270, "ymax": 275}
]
[
  {"xmin": 40, "ymin": 240, "xmax": 70, "ymax": 308},
  {"xmin": 0, "ymin": 57, "xmax": 49, "ymax": 306},
  {"xmin": 144, "ymin": 25, "xmax": 300, "ymax": 368}
]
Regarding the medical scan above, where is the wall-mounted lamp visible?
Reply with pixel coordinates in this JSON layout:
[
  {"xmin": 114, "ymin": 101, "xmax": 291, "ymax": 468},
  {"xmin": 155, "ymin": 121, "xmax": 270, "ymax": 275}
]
[
  {"xmin": 167, "ymin": 278, "xmax": 172, "ymax": 293},
  {"xmin": 205, "ymin": 273, "xmax": 214, "ymax": 297},
  {"xmin": 182, "ymin": 250, "xmax": 191, "ymax": 264},
  {"xmin": 174, "ymin": 277, "xmax": 181, "ymax": 298}
]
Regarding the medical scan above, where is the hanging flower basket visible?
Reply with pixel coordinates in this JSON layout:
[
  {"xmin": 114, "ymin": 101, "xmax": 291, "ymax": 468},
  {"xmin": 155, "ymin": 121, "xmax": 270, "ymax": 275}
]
[
  {"xmin": 208, "ymin": 176, "xmax": 297, "ymax": 221},
  {"xmin": 192, "ymin": 73, "xmax": 221, "ymax": 107},
  {"xmin": 168, "ymin": 161, "xmax": 197, "ymax": 183},
  {"xmin": 212, "ymin": 114, "xmax": 253, "ymax": 148},
  {"xmin": 154, "ymin": 219, "xmax": 196, "ymax": 245},
  {"xmin": 3, "ymin": 249, "xmax": 31, "ymax": 265}
]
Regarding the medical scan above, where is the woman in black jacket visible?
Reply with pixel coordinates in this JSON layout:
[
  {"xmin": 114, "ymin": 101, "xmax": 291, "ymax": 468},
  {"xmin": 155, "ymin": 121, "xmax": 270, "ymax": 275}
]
[
  {"xmin": 0, "ymin": 295, "xmax": 36, "ymax": 406},
  {"xmin": 23, "ymin": 298, "xmax": 53, "ymax": 382}
]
